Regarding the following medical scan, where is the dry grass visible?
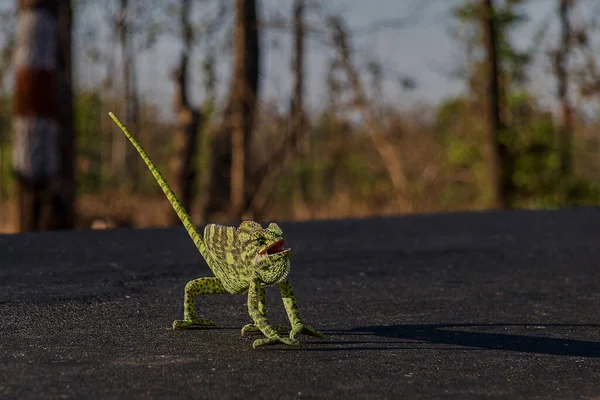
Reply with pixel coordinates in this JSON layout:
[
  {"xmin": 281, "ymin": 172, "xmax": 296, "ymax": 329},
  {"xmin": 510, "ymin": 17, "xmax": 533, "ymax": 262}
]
[
  {"xmin": 1, "ymin": 191, "xmax": 416, "ymax": 234},
  {"xmin": 0, "ymin": 201, "xmax": 17, "ymax": 234},
  {"xmin": 0, "ymin": 192, "xmax": 174, "ymax": 233}
]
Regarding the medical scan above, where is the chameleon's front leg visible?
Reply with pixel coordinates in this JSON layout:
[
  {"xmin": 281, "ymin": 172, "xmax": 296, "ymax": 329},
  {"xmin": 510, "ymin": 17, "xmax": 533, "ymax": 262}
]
[
  {"xmin": 240, "ymin": 286, "xmax": 288, "ymax": 336},
  {"xmin": 173, "ymin": 277, "xmax": 226, "ymax": 329},
  {"xmin": 279, "ymin": 279, "xmax": 324, "ymax": 340},
  {"xmin": 247, "ymin": 279, "xmax": 300, "ymax": 348}
]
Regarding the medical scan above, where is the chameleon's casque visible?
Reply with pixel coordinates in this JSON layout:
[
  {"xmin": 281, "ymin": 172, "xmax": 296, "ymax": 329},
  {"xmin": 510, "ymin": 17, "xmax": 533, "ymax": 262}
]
[{"xmin": 109, "ymin": 112, "xmax": 323, "ymax": 348}]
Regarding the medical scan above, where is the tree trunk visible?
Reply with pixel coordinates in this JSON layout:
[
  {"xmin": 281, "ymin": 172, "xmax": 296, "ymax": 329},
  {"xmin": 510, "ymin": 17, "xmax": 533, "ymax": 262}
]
[
  {"xmin": 169, "ymin": 0, "xmax": 201, "ymax": 224},
  {"xmin": 242, "ymin": 0, "xmax": 308, "ymax": 219},
  {"xmin": 57, "ymin": 0, "xmax": 75, "ymax": 229},
  {"xmin": 112, "ymin": 0, "xmax": 138, "ymax": 183},
  {"xmin": 203, "ymin": 0, "xmax": 259, "ymax": 222},
  {"xmin": 12, "ymin": 0, "xmax": 73, "ymax": 231},
  {"xmin": 288, "ymin": 0, "xmax": 308, "ymax": 218},
  {"xmin": 230, "ymin": 89, "xmax": 245, "ymax": 222},
  {"xmin": 556, "ymin": 0, "xmax": 572, "ymax": 177},
  {"xmin": 291, "ymin": 0, "xmax": 305, "ymax": 154},
  {"xmin": 231, "ymin": 0, "xmax": 260, "ymax": 222},
  {"xmin": 481, "ymin": 0, "xmax": 510, "ymax": 209}
]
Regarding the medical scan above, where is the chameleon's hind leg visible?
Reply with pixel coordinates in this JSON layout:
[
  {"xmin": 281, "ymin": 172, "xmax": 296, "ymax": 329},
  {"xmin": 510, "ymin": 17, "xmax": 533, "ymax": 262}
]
[
  {"xmin": 241, "ymin": 286, "xmax": 288, "ymax": 335},
  {"xmin": 173, "ymin": 277, "xmax": 226, "ymax": 329}
]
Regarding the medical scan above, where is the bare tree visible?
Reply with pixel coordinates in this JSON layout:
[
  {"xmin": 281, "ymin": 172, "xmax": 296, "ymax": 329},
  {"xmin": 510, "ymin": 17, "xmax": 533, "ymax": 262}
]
[
  {"xmin": 168, "ymin": 0, "xmax": 201, "ymax": 225},
  {"xmin": 291, "ymin": 0, "xmax": 306, "ymax": 155},
  {"xmin": 480, "ymin": 0, "xmax": 509, "ymax": 209},
  {"xmin": 12, "ymin": 0, "xmax": 73, "ymax": 231},
  {"xmin": 555, "ymin": 0, "xmax": 573, "ymax": 176},
  {"xmin": 112, "ymin": 0, "xmax": 139, "ymax": 182},
  {"xmin": 250, "ymin": 0, "xmax": 307, "ymax": 217},
  {"xmin": 327, "ymin": 16, "xmax": 411, "ymax": 211},
  {"xmin": 243, "ymin": 0, "xmax": 309, "ymax": 218},
  {"xmin": 0, "ymin": 11, "xmax": 16, "ymax": 230},
  {"xmin": 229, "ymin": 0, "xmax": 245, "ymax": 222},
  {"xmin": 231, "ymin": 0, "xmax": 260, "ymax": 221},
  {"xmin": 203, "ymin": 0, "xmax": 259, "ymax": 222},
  {"xmin": 57, "ymin": 0, "xmax": 75, "ymax": 229}
]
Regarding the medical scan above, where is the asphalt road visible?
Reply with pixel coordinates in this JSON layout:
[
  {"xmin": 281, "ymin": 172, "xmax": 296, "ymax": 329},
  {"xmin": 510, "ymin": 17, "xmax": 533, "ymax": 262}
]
[{"xmin": 1, "ymin": 208, "xmax": 600, "ymax": 399}]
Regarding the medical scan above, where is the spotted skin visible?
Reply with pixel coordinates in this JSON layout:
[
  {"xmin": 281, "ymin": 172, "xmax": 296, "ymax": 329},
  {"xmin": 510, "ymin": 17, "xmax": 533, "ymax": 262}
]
[
  {"xmin": 172, "ymin": 278, "xmax": 226, "ymax": 328},
  {"xmin": 109, "ymin": 112, "xmax": 323, "ymax": 348}
]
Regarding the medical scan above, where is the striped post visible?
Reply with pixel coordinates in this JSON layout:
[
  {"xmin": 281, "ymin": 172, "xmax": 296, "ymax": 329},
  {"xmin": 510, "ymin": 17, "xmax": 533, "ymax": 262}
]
[{"xmin": 13, "ymin": 0, "xmax": 61, "ymax": 231}]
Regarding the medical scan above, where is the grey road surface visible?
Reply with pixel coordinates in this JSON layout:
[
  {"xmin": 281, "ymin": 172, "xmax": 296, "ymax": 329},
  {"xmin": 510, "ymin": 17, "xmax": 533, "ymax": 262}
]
[{"xmin": 1, "ymin": 209, "xmax": 600, "ymax": 399}]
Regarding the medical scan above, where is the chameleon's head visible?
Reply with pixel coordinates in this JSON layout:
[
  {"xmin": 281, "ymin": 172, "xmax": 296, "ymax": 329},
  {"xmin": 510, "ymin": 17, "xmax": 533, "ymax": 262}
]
[{"xmin": 241, "ymin": 222, "xmax": 291, "ymax": 286}]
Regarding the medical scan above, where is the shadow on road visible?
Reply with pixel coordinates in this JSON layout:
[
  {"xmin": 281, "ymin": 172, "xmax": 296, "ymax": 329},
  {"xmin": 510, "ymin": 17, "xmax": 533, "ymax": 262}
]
[{"xmin": 320, "ymin": 323, "xmax": 600, "ymax": 357}]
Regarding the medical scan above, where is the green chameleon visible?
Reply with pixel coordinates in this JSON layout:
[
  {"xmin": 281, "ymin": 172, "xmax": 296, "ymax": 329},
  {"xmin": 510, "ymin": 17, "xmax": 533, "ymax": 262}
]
[{"xmin": 109, "ymin": 112, "xmax": 323, "ymax": 348}]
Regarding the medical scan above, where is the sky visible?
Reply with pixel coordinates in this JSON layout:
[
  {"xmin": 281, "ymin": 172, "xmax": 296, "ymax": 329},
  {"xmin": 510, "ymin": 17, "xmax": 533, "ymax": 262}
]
[
  {"xmin": 122, "ymin": 0, "xmax": 585, "ymax": 120},
  {"xmin": 1, "ymin": 0, "xmax": 598, "ymax": 121},
  {"xmin": 126, "ymin": 0, "xmax": 474, "ymax": 118}
]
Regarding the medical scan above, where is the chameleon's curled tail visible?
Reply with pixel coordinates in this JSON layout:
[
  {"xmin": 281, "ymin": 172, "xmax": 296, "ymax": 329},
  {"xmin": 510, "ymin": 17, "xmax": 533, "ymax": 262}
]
[{"xmin": 108, "ymin": 112, "xmax": 209, "ymax": 260}]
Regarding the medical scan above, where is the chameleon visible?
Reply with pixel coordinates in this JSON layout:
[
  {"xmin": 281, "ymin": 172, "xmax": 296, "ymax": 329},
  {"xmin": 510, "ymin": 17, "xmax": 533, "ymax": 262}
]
[{"xmin": 108, "ymin": 112, "xmax": 323, "ymax": 348}]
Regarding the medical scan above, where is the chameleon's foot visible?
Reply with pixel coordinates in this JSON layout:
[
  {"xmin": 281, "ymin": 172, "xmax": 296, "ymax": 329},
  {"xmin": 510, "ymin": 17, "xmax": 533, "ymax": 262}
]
[
  {"xmin": 172, "ymin": 318, "xmax": 215, "ymax": 329},
  {"xmin": 241, "ymin": 323, "xmax": 288, "ymax": 336},
  {"xmin": 290, "ymin": 324, "xmax": 324, "ymax": 340},
  {"xmin": 252, "ymin": 335, "xmax": 301, "ymax": 349}
]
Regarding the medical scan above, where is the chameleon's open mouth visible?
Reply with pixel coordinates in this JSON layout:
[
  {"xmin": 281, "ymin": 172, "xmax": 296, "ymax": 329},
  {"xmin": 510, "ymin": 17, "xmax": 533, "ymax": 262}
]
[
  {"xmin": 267, "ymin": 240, "xmax": 286, "ymax": 254},
  {"xmin": 257, "ymin": 240, "xmax": 289, "ymax": 260}
]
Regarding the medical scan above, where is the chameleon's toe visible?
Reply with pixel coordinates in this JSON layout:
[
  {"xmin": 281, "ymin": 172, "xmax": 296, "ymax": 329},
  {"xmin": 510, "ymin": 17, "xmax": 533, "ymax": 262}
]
[
  {"xmin": 252, "ymin": 335, "xmax": 301, "ymax": 349},
  {"xmin": 241, "ymin": 323, "xmax": 288, "ymax": 336},
  {"xmin": 290, "ymin": 324, "xmax": 324, "ymax": 340},
  {"xmin": 172, "ymin": 318, "xmax": 215, "ymax": 329}
]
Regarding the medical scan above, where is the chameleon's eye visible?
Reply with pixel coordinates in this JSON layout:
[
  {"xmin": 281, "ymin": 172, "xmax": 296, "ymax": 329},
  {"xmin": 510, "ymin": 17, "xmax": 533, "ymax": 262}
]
[{"xmin": 267, "ymin": 223, "xmax": 283, "ymax": 236}]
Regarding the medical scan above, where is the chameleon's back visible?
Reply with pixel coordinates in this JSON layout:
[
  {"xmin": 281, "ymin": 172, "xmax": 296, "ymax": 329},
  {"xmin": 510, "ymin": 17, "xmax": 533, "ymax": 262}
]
[{"xmin": 203, "ymin": 224, "xmax": 251, "ymax": 293}]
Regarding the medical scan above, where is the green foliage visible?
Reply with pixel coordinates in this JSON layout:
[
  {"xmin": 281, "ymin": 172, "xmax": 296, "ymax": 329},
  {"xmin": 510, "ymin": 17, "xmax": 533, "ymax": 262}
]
[
  {"xmin": 442, "ymin": 0, "xmax": 600, "ymax": 211},
  {"xmin": 0, "ymin": 95, "xmax": 13, "ymax": 197},
  {"xmin": 505, "ymin": 114, "xmax": 599, "ymax": 208},
  {"xmin": 506, "ymin": 121, "xmax": 560, "ymax": 203},
  {"xmin": 196, "ymin": 100, "xmax": 216, "ymax": 202},
  {"xmin": 273, "ymin": 111, "xmax": 393, "ymax": 211},
  {"xmin": 75, "ymin": 90, "xmax": 103, "ymax": 193},
  {"xmin": 434, "ymin": 96, "xmax": 488, "ymax": 206},
  {"xmin": 434, "ymin": 88, "xmax": 600, "ymax": 211}
]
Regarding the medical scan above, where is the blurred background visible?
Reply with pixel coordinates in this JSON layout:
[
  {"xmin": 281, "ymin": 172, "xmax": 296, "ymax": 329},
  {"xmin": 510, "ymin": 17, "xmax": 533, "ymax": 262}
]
[{"xmin": 0, "ymin": 0, "xmax": 599, "ymax": 233}]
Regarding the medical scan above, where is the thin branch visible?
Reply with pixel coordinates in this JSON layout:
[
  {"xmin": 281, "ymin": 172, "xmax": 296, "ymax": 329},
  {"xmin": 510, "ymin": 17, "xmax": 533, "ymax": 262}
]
[{"xmin": 327, "ymin": 15, "xmax": 412, "ymax": 212}]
